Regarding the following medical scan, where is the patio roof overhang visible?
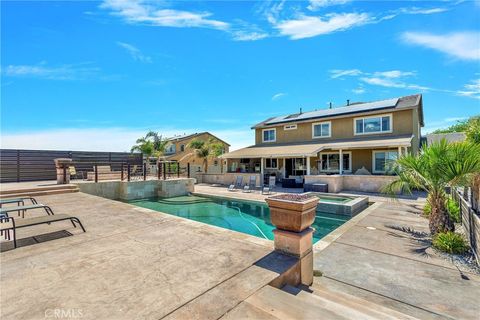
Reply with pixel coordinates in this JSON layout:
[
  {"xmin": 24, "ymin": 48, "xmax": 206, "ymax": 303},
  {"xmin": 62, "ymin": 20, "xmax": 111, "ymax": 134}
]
[{"xmin": 220, "ymin": 135, "xmax": 413, "ymax": 159}]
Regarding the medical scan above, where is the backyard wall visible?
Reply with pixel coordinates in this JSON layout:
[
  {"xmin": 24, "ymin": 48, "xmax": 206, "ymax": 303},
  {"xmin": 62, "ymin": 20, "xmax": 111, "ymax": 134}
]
[
  {"xmin": 198, "ymin": 173, "xmax": 262, "ymax": 187},
  {"xmin": 305, "ymin": 174, "xmax": 398, "ymax": 193},
  {"xmin": 453, "ymin": 189, "xmax": 480, "ymax": 265},
  {"xmin": 76, "ymin": 178, "xmax": 195, "ymax": 201}
]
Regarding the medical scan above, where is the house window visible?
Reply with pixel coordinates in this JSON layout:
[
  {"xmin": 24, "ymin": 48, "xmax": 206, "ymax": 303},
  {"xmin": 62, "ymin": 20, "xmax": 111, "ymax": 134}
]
[
  {"xmin": 262, "ymin": 128, "xmax": 276, "ymax": 142},
  {"xmin": 265, "ymin": 158, "xmax": 278, "ymax": 169},
  {"xmin": 165, "ymin": 144, "xmax": 176, "ymax": 154},
  {"xmin": 319, "ymin": 152, "xmax": 351, "ymax": 172},
  {"xmin": 180, "ymin": 144, "xmax": 185, "ymax": 152},
  {"xmin": 355, "ymin": 114, "xmax": 392, "ymax": 135},
  {"xmin": 284, "ymin": 124, "xmax": 297, "ymax": 131},
  {"xmin": 312, "ymin": 121, "xmax": 331, "ymax": 138},
  {"xmin": 373, "ymin": 151, "xmax": 398, "ymax": 173}
]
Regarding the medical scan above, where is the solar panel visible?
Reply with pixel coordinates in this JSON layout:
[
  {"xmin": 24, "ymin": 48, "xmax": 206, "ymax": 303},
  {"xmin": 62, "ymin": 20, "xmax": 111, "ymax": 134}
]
[{"xmin": 265, "ymin": 98, "xmax": 399, "ymax": 125}]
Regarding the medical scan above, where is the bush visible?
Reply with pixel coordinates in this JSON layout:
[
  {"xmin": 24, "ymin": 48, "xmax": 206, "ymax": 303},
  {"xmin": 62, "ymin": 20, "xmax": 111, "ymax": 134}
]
[
  {"xmin": 433, "ymin": 232, "xmax": 468, "ymax": 254},
  {"xmin": 423, "ymin": 202, "xmax": 431, "ymax": 216},
  {"xmin": 446, "ymin": 197, "xmax": 461, "ymax": 223}
]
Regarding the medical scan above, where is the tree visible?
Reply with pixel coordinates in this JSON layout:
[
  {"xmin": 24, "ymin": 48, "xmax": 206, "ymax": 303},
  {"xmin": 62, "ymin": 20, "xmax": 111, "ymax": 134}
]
[
  {"xmin": 432, "ymin": 115, "xmax": 479, "ymax": 135},
  {"xmin": 188, "ymin": 138, "xmax": 225, "ymax": 173},
  {"xmin": 465, "ymin": 116, "xmax": 480, "ymax": 144},
  {"xmin": 131, "ymin": 131, "xmax": 168, "ymax": 162},
  {"xmin": 383, "ymin": 139, "xmax": 480, "ymax": 235}
]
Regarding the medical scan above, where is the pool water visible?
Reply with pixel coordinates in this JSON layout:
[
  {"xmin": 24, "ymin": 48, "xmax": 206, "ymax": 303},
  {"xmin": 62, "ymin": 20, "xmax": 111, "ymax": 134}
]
[
  {"xmin": 128, "ymin": 195, "xmax": 349, "ymax": 243},
  {"xmin": 316, "ymin": 196, "xmax": 352, "ymax": 204}
]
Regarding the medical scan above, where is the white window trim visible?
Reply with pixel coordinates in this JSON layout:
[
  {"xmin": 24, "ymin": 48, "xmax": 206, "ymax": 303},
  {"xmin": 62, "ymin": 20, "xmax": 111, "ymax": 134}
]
[
  {"xmin": 372, "ymin": 150, "xmax": 398, "ymax": 174},
  {"xmin": 284, "ymin": 124, "xmax": 297, "ymax": 131},
  {"xmin": 265, "ymin": 158, "xmax": 278, "ymax": 169},
  {"xmin": 354, "ymin": 113, "xmax": 393, "ymax": 136},
  {"xmin": 262, "ymin": 128, "xmax": 276, "ymax": 143},
  {"xmin": 319, "ymin": 151, "xmax": 352, "ymax": 173},
  {"xmin": 312, "ymin": 121, "xmax": 332, "ymax": 139}
]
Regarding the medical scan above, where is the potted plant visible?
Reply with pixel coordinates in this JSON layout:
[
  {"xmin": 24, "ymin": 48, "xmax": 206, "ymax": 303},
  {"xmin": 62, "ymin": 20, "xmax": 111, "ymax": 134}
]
[{"xmin": 265, "ymin": 194, "xmax": 319, "ymax": 232}]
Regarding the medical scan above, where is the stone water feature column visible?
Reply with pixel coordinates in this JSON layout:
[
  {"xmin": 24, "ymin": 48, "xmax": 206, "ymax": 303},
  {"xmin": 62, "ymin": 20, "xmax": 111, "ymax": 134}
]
[
  {"xmin": 266, "ymin": 194, "xmax": 319, "ymax": 286},
  {"xmin": 54, "ymin": 158, "xmax": 73, "ymax": 184}
]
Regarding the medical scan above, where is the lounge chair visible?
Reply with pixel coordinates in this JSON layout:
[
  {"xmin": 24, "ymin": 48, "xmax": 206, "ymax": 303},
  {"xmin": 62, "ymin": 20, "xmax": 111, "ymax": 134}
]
[
  {"xmin": 262, "ymin": 176, "xmax": 277, "ymax": 195},
  {"xmin": 0, "ymin": 214, "xmax": 86, "ymax": 248},
  {"xmin": 0, "ymin": 197, "xmax": 38, "ymax": 207},
  {"xmin": 228, "ymin": 176, "xmax": 243, "ymax": 191},
  {"xmin": 69, "ymin": 166, "xmax": 84, "ymax": 180},
  {"xmin": 0, "ymin": 204, "xmax": 55, "ymax": 219},
  {"xmin": 243, "ymin": 176, "xmax": 257, "ymax": 193}
]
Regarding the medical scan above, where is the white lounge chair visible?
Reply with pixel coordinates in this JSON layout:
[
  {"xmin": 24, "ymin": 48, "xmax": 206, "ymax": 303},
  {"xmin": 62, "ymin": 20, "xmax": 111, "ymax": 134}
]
[
  {"xmin": 228, "ymin": 176, "xmax": 243, "ymax": 191},
  {"xmin": 262, "ymin": 176, "xmax": 277, "ymax": 195},
  {"xmin": 243, "ymin": 176, "xmax": 257, "ymax": 193}
]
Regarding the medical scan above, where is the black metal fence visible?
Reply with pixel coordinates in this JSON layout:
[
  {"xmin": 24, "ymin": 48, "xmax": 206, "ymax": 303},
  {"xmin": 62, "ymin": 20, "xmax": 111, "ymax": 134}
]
[{"xmin": 0, "ymin": 149, "xmax": 143, "ymax": 183}]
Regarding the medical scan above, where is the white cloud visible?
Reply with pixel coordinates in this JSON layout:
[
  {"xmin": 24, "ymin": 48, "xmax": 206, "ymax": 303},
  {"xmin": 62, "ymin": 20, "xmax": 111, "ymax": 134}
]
[
  {"xmin": 117, "ymin": 41, "xmax": 152, "ymax": 63},
  {"xmin": 1, "ymin": 127, "xmax": 254, "ymax": 153},
  {"xmin": 275, "ymin": 12, "xmax": 371, "ymax": 40},
  {"xmin": 329, "ymin": 68, "xmax": 430, "ymax": 91},
  {"xmin": 397, "ymin": 7, "xmax": 449, "ymax": 15},
  {"xmin": 401, "ymin": 31, "xmax": 480, "ymax": 61},
  {"xmin": 307, "ymin": 0, "xmax": 352, "ymax": 11},
  {"xmin": 329, "ymin": 69, "xmax": 362, "ymax": 79},
  {"xmin": 352, "ymin": 87, "xmax": 365, "ymax": 94},
  {"xmin": 231, "ymin": 30, "xmax": 269, "ymax": 41},
  {"xmin": 372, "ymin": 70, "xmax": 416, "ymax": 78},
  {"xmin": 2, "ymin": 62, "xmax": 100, "ymax": 80},
  {"xmin": 272, "ymin": 92, "xmax": 287, "ymax": 100},
  {"xmin": 456, "ymin": 79, "xmax": 480, "ymax": 99},
  {"xmin": 101, "ymin": 0, "xmax": 229, "ymax": 30}
]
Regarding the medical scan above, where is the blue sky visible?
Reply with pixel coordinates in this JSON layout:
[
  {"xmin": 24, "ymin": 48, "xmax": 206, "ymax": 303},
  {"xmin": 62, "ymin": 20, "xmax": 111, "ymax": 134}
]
[{"xmin": 1, "ymin": 0, "xmax": 479, "ymax": 151}]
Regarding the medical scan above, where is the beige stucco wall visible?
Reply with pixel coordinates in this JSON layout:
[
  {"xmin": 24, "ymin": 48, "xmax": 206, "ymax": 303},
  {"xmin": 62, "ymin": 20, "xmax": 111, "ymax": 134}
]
[
  {"xmin": 255, "ymin": 109, "xmax": 415, "ymax": 145},
  {"xmin": 304, "ymin": 174, "xmax": 398, "ymax": 193}
]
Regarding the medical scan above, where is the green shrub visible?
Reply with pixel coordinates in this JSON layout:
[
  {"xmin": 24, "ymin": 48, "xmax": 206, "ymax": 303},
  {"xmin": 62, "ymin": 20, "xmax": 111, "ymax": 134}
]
[
  {"xmin": 433, "ymin": 232, "xmax": 468, "ymax": 254},
  {"xmin": 423, "ymin": 202, "xmax": 431, "ymax": 216},
  {"xmin": 446, "ymin": 197, "xmax": 461, "ymax": 223}
]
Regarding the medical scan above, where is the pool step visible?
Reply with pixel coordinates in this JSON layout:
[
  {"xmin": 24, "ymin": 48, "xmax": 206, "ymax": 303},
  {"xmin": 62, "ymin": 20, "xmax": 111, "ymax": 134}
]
[
  {"xmin": 0, "ymin": 185, "xmax": 79, "ymax": 199},
  {"xmin": 222, "ymin": 284, "xmax": 419, "ymax": 320}
]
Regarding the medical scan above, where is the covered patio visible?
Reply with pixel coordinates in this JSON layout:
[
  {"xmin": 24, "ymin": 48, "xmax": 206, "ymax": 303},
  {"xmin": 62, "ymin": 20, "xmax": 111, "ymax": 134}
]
[{"xmin": 220, "ymin": 135, "xmax": 413, "ymax": 187}]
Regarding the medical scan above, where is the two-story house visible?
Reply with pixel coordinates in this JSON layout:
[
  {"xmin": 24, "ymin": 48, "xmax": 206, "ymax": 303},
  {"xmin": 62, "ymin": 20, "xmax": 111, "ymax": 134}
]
[
  {"xmin": 220, "ymin": 94, "xmax": 423, "ymax": 185},
  {"xmin": 164, "ymin": 132, "xmax": 230, "ymax": 174}
]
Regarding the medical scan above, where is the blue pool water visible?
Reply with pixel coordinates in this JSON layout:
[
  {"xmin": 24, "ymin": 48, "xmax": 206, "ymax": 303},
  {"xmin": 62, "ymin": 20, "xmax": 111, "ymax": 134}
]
[{"xmin": 128, "ymin": 195, "xmax": 349, "ymax": 243}]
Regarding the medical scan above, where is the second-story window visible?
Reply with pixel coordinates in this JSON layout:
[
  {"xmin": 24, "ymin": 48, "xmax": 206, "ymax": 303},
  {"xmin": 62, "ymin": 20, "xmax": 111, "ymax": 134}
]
[
  {"xmin": 180, "ymin": 144, "xmax": 185, "ymax": 152},
  {"xmin": 355, "ymin": 114, "xmax": 392, "ymax": 135},
  {"xmin": 165, "ymin": 144, "xmax": 176, "ymax": 154},
  {"xmin": 312, "ymin": 121, "xmax": 331, "ymax": 138},
  {"xmin": 262, "ymin": 128, "xmax": 276, "ymax": 142}
]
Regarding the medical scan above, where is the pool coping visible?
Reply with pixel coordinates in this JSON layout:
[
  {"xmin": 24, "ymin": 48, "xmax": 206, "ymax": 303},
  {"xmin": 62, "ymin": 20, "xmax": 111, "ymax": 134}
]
[{"xmin": 192, "ymin": 191, "xmax": 378, "ymax": 251}]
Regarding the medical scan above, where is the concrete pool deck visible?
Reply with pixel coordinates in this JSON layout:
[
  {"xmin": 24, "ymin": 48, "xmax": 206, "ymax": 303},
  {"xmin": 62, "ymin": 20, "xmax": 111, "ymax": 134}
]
[
  {"xmin": 1, "ymin": 183, "xmax": 479, "ymax": 319},
  {"xmin": 0, "ymin": 192, "xmax": 299, "ymax": 320}
]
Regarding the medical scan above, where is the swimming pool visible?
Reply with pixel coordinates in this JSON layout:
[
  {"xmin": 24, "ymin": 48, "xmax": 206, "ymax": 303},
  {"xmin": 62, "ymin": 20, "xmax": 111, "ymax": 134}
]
[{"xmin": 128, "ymin": 195, "xmax": 349, "ymax": 243}]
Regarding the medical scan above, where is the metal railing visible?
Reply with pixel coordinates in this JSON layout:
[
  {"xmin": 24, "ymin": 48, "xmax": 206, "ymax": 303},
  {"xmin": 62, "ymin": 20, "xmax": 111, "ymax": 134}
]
[{"xmin": 68, "ymin": 161, "xmax": 191, "ymax": 183}]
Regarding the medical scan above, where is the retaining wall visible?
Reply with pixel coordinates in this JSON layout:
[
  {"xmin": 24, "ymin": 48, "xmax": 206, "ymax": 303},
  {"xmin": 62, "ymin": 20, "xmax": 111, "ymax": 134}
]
[{"xmin": 76, "ymin": 178, "xmax": 195, "ymax": 201}]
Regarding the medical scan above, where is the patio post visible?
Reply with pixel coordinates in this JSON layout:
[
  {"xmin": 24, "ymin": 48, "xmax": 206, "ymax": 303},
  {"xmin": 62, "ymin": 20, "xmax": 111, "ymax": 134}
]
[
  {"xmin": 260, "ymin": 157, "xmax": 264, "ymax": 185},
  {"xmin": 398, "ymin": 146, "xmax": 402, "ymax": 157},
  {"xmin": 339, "ymin": 149, "xmax": 343, "ymax": 175},
  {"xmin": 306, "ymin": 156, "xmax": 311, "ymax": 175}
]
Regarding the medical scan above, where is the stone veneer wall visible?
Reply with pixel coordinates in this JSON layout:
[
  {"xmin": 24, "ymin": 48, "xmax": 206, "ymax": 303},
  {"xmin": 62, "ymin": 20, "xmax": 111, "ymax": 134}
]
[
  {"xmin": 198, "ymin": 173, "xmax": 262, "ymax": 187},
  {"xmin": 304, "ymin": 175, "xmax": 398, "ymax": 193},
  {"xmin": 76, "ymin": 178, "xmax": 195, "ymax": 201}
]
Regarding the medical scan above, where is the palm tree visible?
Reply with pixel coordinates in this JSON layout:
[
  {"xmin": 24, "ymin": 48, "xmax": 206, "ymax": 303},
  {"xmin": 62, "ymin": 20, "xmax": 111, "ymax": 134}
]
[
  {"xmin": 383, "ymin": 139, "xmax": 480, "ymax": 235},
  {"xmin": 188, "ymin": 138, "xmax": 225, "ymax": 173},
  {"xmin": 131, "ymin": 131, "xmax": 168, "ymax": 162}
]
